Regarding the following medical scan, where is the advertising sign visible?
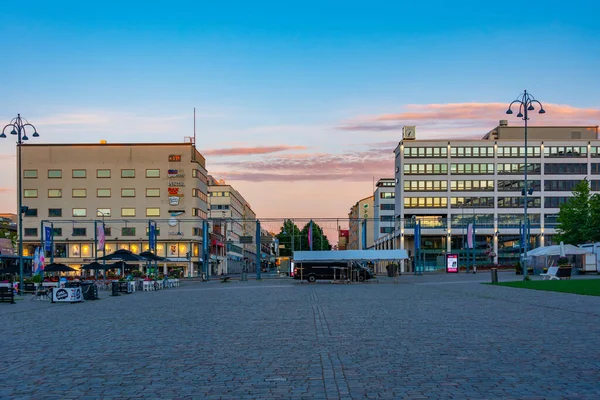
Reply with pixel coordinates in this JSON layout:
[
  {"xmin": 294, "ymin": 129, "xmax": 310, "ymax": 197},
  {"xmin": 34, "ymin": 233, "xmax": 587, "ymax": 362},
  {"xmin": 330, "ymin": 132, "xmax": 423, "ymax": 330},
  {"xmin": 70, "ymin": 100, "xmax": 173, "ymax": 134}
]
[
  {"xmin": 52, "ymin": 287, "xmax": 83, "ymax": 303},
  {"xmin": 44, "ymin": 225, "xmax": 53, "ymax": 251},
  {"xmin": 446, "ymin": 254, "xmax": 459, "ymax": 273},
  {"xmin": 167, "ymin": 169, "xmax": 185, "ymax": 178}
]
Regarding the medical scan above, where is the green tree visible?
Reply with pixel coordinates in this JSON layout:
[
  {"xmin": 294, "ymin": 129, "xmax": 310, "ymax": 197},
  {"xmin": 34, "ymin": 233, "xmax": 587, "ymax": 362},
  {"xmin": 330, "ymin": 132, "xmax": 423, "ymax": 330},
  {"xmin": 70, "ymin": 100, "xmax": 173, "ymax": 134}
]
[
  {"xmin": 556, "ymin": 179, "xmax": 600, "ymax": 244},
  {"xmin": 0, "ymin": 222, "xmax": 17, "ymax": 249},
  {"xmin": 275, "ymin": 219, "xmax": 302, "ymax": 257}
]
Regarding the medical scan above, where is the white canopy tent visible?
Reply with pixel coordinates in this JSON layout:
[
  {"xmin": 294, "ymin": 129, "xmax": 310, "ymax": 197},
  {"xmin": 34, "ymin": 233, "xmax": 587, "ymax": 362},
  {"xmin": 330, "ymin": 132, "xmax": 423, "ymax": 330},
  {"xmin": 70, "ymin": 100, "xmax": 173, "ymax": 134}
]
[
  {"xmin": 293, "ymin": 249, "xmax": 409, "ymax": 262},
  {"xmin": 527, "ymin": 244, "xmax": 589, "ymax": 274}
]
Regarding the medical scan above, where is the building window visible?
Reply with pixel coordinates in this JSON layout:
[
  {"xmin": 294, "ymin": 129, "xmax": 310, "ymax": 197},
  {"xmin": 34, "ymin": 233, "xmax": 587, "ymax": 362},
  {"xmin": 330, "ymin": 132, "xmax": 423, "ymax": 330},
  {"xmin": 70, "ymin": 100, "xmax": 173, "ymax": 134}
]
[
  {"xmin": 450, "ymin": 197, "xmax": 494, "ymax": 208},
  {"xmin": 403, "ymin": 164, "xmax": 448, "ymax": 175},
  {"xmin": 544, "ymin": 197, "xmax": 569, "ymax": 208},
  {"xmin": 146, "ymin": 188, "xmax": 160, "ymax": 197},
  {"xmin": 192, "ymin": 227, "xmax": 203, "ymax": 236},
  {"xmin": 497, "ymin": 146, "xmax": 541, "ymax": 158},
  {"xmin": 544, "ymin": 146, "xmax": 587, "ymax": 157},
  {"xmin": 497, "ymin": 197, "xmax": 541, "ymax": 208},
  {"xmin": 380, "ymin": 192, "xmax": 395, "ymax": 199},
  {"xmin": 145, "ymin": 227, "xmax": 161, "ymax": 236},
  {"xmin": 591, "ymin": 180, "xmax": 600, "ymax": 191},
  {"xmin": 497, "ymin": 180, "xmax": 540, "ymax": 192},
  {"xmin": 97, "ymin": 208, "xmax": 111, "ymax": 217},
  {"xmin": 97, "ymin": 169, "xmax": 111, "ymax": 178},
  {"xmin": 380, "ymin": 227, "xmax": 394, "ymax": 234},
  {"xmin": 97, "ymin": 189, "xmax": 111, "ymax": 197},
  {"xmin": 121, "ymin": 169, "xmax": 135, "ymax": 178},
  {"xmin": 404, "ymin": 180, "xmax": 448, "ymax": 192},
  {"xmin": 593, "ymin": 164, "xmax": 600, "ymax": 174},
  {"xmin": 104, "ymin": 227, "xmax": 112, "ymax": 236},
  {"xmin": 450, "ymin": 163, "xmax": 494, "ymax": 175},
  {"xmin": 72, "ymin": 227, "xmax": 86, "ymax": 236},
  {"xmin": 146, "ymin": 169, "xmax": 160, "ymax": 178},
  {"xmin": 24, "ymin": 228, "xmax": 38, "ymax": 237},
  {"xmin": 72, "ymin": 169, "xmax": 86, "ymax": 178},
  {"xmin": 52, "ymin": 228, "xmax": 63, "ymax": 237},
  {"xmin": 497, "ymin": 163, "xmax": 541, "ymax": 175},
  {"xmin": 449, "ymin": 147, "xmax": 494, "ymax": 158},
  {"xmin": 23, "ymin": 170, "xmax": 38, "ymax": 178},
  {"xmin": 544, "ymin": 180, "xmax": 582, "ymax": 191},
  {"xmin": 48, "ymin": 189, "xmax": 62, "ymax": 198},
  {"xmin": 544, "ymin": 214, "xmax": 559, "ymax": 227},
  {"xmin": 380, "ymin": 204, "xmax": 395, "ymax": 210},
  {"xmin": 72, "ymin": 208, "xmax": 87, "ymax": 217},
  {"xmin": 48, "ymin": 208, "xmax": 62, "ymax": 217},
  {"xmin": 121, "ymin": 188, "xmax": 135, "ymax": 197},
  {"xmin": 449, "ymin": 180, "xmax": 494, "ymax": 191},
  {"xmin": 24, "ymin": 208, "xmax": 38, "ymax": 217},
  {"xmin": 404, "ymin": 147, "xmax": 448, "ymax": 158},
  {"xmin": 122, "ymin": 227, "xmax": 136, "ymax": 236},
  {"xmin": 72, "ymin": 189, "xmax": 87, "ymax": 198},
  {"xmin": 146, "ymin": 208, "xmax": 160, "ymax": 217},
  {"xmin": 403, "ymin": 197, "xmax": 448, "ymax": 208},
  {"xmin": 544, "ymin": 163, "xmax": 587, "ymax": 175},
  {"xmin": 48, "ymin": 170, "xmax": 62, "ymax": 178},
  {"xmin": 24, "ymin": 189, "xmax": 38, "ymax": 198},
  {"xmin": 121, "ymin": 208, "xmax": 136, "ymax": 217}
]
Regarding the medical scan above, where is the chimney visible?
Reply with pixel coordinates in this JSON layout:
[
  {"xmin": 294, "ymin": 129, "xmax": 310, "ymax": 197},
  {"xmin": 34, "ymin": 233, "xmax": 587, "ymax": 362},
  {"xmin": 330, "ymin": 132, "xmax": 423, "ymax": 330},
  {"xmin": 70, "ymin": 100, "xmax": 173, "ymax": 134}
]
[{"xmin": 499, "ymin": 120, "xmax": 508, "ymax": 127}]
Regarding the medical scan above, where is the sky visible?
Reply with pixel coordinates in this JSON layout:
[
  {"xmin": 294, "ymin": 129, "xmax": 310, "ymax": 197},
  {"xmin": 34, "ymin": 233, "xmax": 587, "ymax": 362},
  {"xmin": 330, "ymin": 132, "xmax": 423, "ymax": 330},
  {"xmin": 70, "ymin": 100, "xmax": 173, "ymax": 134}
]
[{"xmin": 1, "ymin": 0, "xmax": 599, "ymax": 233}]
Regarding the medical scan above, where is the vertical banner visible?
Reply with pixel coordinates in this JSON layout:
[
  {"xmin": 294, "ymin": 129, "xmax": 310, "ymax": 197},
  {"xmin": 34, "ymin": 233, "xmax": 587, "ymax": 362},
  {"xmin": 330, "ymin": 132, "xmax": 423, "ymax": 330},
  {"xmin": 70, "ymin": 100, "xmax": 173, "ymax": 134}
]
[
  {"xmin": 308, "ymin": 220, "xmax": 313, "ymax": 251},
  {"xmin": 467, "ymin": 223, "xmax": 474, "ymax": 249},
  {"xmin": 33, "ymin": 247, "xmax": 40, "ymax": 274},
  {"xmin": 97, "ymin": 224, "xmax": 105, "ymax": 251},
  {"xmin": 44, "ymin": 225, "xmax": 52, "ymax": 252},
  {"xmin": 414, "ymin": 222, "xmax": 421, "ymax": 250},
  {"xmin": 149, "ymin": 222, "xmax": 156, "ymax": 251}
]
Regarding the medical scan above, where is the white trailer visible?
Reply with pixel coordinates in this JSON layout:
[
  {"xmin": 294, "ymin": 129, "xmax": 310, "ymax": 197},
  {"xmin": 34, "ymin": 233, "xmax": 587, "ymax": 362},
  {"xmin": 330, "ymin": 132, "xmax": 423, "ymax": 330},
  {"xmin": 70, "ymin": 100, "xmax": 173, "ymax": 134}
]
[{"xmin": 578, "ymin": 243, "xmax": 600, "ymax": 273}]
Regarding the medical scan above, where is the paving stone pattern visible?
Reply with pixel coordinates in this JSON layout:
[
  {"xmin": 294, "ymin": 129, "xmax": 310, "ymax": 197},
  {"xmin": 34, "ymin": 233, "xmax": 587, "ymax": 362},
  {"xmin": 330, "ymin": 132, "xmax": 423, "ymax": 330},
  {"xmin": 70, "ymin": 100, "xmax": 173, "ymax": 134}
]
[{"xmin": 1, "ymin": 273, "xmax": 599, "ymax": 399}]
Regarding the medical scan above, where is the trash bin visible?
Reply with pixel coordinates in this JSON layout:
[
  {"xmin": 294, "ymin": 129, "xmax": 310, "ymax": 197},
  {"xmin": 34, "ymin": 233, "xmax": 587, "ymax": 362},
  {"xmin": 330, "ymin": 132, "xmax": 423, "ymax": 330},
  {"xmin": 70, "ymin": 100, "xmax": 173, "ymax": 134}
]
[
  {"xmin": 111, "ymin": 281, "xmax": 120, "ymax": 296},
  {"xmin": 241, "ymin": 272, "xmax": 248, "ymax": 281},
  {"xmin": 491, "ymin": 268, "xmax": 498, "ymax": 284}
]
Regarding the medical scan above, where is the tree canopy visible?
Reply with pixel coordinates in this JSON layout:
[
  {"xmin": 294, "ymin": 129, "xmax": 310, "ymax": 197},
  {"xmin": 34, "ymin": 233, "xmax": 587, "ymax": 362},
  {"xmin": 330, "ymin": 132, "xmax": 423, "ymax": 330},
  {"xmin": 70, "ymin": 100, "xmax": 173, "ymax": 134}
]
[
  {"xmin": 275, "ymin": 219, "xmax": 332, "ymax": 256},
  {"xmin": 556, "ymin": 179, "xmax": 600, "ymax": 245}
]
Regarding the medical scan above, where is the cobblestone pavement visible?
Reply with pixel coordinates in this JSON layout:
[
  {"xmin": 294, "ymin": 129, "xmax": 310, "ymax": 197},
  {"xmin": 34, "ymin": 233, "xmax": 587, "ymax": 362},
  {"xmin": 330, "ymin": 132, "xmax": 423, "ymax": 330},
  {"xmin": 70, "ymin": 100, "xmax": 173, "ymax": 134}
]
[{"xmin": 1, "ymin": 273, "xmax": 599, "ymax": 399}]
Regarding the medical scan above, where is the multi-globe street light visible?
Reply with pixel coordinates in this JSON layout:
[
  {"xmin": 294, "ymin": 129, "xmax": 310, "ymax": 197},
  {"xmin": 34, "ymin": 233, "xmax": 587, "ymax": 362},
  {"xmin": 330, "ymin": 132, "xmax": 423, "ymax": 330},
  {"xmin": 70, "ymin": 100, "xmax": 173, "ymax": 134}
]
[
  {"xmin": 1, "ymin": 114, "xmax": 40, "ymax": 293},
  {"xmin": 505, "ymin": 91, "xmax": 546, "ymax": 280}
]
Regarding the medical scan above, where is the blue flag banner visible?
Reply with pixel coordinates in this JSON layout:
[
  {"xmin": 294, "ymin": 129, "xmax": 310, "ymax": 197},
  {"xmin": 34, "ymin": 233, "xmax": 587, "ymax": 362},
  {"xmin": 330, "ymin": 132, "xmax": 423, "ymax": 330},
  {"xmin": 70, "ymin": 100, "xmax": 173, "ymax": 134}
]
[
  {"xmin": 149, "ymin": 224, "xmax": 156, "ymax": 250},
  {"xmin": 44, "ymin": 226, "xmax": 52, "ymax": 251},
  {"xmin": 415, "ymin": 222, "xmax": 421, "ymax": 250}
]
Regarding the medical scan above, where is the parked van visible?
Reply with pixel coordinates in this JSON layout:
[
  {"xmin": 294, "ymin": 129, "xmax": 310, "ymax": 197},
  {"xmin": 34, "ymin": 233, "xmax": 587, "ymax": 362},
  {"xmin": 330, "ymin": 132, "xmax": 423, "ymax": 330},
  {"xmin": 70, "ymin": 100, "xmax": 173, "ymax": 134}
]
[{"xmin": 293, "ymin": 261, "xmax": 374, "ymax": 282}]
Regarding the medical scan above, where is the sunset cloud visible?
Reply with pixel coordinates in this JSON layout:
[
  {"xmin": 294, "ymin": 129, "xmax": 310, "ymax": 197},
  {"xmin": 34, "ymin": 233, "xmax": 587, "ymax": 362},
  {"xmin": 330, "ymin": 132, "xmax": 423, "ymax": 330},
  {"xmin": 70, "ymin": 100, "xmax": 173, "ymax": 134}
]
[
  {"xmin": 337, "ymin": 102, "xmax": 600, "ymax": 136},
  {"xmin": 211, "ymin": 145, "xmax": 394, "ymax": 182},
  {"xmin": 203, "ymin": 145, "xmax": 307, "ymax": 156}
]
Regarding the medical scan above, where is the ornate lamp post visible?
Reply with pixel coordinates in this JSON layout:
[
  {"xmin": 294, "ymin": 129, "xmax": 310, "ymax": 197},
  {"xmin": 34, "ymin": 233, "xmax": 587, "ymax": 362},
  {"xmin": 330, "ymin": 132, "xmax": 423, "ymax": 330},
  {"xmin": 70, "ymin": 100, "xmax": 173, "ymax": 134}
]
[
  {"xmin": 1, "ymin": 114, "xmax": 40, "ymax": 293},
  {"xmin": 506, "ymin": 91, "xmax": 545, "ymax": 280}
]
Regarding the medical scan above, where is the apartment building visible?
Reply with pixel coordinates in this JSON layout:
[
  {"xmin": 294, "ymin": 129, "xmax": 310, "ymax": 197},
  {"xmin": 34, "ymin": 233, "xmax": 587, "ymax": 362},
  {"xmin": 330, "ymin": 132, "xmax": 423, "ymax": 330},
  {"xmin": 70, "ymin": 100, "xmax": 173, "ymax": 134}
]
[
  {"xmin": 347, "ymin": 195, "xmax": 374, "ymax": 250},
  {"xmin": 19, "ymin": 142, "xmax": 209, "ymax": 276},
  {"xmin": 373, "ymin": 178, "xmax": 396, "ymax": 245},
  {"xmin": 387, "ymin": 122, "xmax": 600, "ymax": 272},
  {"xmin": 207, "ymin": 177, "xmax": 257, "ymax": 273}
]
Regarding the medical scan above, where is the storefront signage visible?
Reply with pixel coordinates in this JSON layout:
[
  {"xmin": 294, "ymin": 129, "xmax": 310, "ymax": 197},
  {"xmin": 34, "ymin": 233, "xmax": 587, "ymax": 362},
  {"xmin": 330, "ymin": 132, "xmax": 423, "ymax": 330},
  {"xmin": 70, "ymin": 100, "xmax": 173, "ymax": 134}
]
[
  {"xmin": 446, "ymin": 254, "xmax": 459, "ymax": 273},
  {"xmin": 169, "ymin": 196, "xmax": 180, "ymax": 206},
  {"xmin": 168, "ymin": 155, "xmax": 182, "ymax": 162},
  {"xmin": 167, "ymin": 169, "xmax": 185, "ymax": 178},
  {"xmin": 168, "ymin": 188, "xmax": 184, "ymax": 197},
  {"xmin": 168, "ymin": 181, "xmax": 185, "ymax": 187}
]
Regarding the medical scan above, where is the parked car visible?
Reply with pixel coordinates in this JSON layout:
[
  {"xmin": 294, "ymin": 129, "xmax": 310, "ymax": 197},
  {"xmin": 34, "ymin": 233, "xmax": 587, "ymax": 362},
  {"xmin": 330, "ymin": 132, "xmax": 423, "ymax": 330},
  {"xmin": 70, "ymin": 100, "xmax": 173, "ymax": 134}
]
[{"xmin": 293, "ymin": 261, "xmax": 374, "ymax": 282}]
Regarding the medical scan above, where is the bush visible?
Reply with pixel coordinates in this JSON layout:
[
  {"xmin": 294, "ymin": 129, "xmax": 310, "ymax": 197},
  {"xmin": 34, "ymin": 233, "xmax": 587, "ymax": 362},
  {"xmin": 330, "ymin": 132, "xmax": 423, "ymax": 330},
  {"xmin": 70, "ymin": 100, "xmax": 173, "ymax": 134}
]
[
  {"xmin": 558, "ymin": 257, "xmax": 570, "ymax": 266},
  {"xmin": 515, "ymin": 261, "xmax": 522, "ymax": 275}
]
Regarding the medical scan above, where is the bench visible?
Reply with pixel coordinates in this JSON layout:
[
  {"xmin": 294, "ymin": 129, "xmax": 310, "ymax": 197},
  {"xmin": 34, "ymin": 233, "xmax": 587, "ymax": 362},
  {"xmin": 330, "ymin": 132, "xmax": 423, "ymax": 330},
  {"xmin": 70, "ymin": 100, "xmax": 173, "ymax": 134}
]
[
  {"xmin": 0, "ymin": 287, "xmax": 15, "ymax": 304},
  {"xmin": 540, "ymin": 266, "xmax": 560, "ymax": 280},
  {"xmin": 220, "ymin": 276, "xmax": 231, "ymax": 283}
]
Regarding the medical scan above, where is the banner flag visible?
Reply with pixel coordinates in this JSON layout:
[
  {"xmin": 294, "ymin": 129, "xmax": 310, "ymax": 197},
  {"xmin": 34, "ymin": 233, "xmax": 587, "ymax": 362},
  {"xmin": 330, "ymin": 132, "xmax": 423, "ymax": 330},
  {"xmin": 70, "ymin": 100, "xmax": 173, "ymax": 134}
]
[
  {"xmin": 97, "ymin": 224, "xmax": 105, "ymax": 250},
  {"xmin": 44, "ymin": 226, "xmax": 52, "ymax": 251},
  {"xmin": 308, "ymin": 220, "xmax": 313, "ymax": 251},
  {"xmin": 467, "ymin": 223, "xmax": 474, "ymax": 249}
]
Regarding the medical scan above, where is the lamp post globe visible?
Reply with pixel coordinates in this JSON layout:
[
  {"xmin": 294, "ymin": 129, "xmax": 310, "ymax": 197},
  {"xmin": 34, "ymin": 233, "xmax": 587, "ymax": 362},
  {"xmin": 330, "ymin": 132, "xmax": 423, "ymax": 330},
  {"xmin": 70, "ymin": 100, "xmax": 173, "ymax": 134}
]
[{"xmin": 1, "ymin": 114, "xmax": 40, "ymax": 294}]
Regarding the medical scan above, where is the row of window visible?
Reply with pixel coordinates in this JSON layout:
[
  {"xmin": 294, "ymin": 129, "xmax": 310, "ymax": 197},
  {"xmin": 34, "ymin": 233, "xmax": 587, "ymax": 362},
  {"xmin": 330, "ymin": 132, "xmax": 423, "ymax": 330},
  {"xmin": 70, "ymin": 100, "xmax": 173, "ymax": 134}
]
[
  {"xmin": 403, "ymin": 197, "xmax": 574, "ymax": 208},
  {"xmin": 402, "ymin": 163, "xmax": 600, "ymax": 175},
  {"xmin": 24, "ymin": 169, "xmax": 162, "ymax": 179},
  {"xmin": 24, "ymin": 207, "xmax": 163, "ymax": 218},
  {"xmin": 379, "ymin": 192, "xmax": 395, "ymax": 199},
  {"xmin": 24, "ymin": 226, "xmax": 160, "ymax": 237},
  {"xmin": 403, "ymin": 146, "xmax": 600, "ymax": 159},
  {"xmin": 403, "ymin": 179, "xmax": 598, "ymax": 192},
  {"xmin": 210, "ymin": 205, "xmax": 231, "ymax": 210},
  {"xmin": 23, "ymin": 188, "xmax": 163, "ymax": 199}
]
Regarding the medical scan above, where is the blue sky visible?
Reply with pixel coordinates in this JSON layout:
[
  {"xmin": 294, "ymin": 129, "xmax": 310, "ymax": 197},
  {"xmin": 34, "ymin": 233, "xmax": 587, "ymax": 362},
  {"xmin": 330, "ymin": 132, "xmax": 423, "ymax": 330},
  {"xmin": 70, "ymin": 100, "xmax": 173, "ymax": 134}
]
[{"xmin": 1, "ymin": 0, "xmax": 599, "ymax": 222}]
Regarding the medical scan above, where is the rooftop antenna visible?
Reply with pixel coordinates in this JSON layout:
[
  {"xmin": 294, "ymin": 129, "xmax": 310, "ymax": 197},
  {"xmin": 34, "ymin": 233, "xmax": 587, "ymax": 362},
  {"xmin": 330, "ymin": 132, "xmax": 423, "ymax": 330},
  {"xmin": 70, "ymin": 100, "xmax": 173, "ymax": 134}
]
[{"xmin": 193, "ymin": 107, "xmax": 196, "ymax": 147}]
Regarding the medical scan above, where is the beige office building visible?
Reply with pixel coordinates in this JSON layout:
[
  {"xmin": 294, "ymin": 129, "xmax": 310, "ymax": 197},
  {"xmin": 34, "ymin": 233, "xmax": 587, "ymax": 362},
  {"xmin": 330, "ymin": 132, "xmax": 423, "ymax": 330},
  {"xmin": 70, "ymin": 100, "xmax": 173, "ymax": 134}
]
[
  {"xmin": 347, "ymin": 195, "xmax": 374, "ymax": 250},
  {"xmin": 20, "ymin": 142, "xmax": 209, "ymax": 276}
]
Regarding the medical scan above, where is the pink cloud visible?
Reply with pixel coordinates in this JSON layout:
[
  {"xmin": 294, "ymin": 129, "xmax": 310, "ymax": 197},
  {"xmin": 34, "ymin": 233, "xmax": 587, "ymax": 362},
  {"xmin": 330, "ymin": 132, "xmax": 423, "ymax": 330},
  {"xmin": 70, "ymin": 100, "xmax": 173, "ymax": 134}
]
[
  {"xmin": 337, "ymin": 102, "xmax": 600, "ymax": 133},
  {"xmin": 202, "ymin": 145, "xmax": 307, "ymax": 156}
]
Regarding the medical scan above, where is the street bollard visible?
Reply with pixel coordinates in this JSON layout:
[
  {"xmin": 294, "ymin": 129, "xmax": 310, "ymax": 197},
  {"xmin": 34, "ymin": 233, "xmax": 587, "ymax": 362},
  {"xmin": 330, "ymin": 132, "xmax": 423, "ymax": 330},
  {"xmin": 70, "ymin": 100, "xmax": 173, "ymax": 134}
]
[
  {"xmin": 111, "ymin": 281, "xmax": 120, "ymax": 296},
  {"xmin": 241, "ymin": 272, "xmax": 247, "ymax": 282},
  {"xmin": 491, "ymin": 268, "xmax": 498, "ymax": 284}
]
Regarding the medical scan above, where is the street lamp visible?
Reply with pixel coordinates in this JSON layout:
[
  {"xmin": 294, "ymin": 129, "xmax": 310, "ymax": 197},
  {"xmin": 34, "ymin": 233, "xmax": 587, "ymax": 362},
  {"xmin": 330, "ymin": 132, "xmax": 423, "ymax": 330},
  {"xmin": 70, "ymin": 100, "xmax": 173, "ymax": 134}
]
[
  {"xmin": 506, "ymin": 90, "xmax": 546, "ymax": 280},
  {"xmin": 1, "ymin": 114, "xmax": 40, "ymax": 294}
]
